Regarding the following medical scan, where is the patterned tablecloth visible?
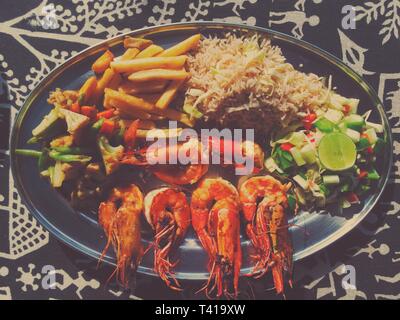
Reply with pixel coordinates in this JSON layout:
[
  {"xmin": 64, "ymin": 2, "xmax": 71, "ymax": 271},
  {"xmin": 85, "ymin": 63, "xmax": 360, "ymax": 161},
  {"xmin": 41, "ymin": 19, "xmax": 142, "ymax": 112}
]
[{"xmin": 0, "ymin": 0, "xmax": 399, "ymax": 300}]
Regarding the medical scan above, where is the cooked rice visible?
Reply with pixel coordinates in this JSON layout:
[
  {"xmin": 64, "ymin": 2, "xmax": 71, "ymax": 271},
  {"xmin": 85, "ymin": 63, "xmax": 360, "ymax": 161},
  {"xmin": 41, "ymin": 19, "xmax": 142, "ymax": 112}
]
[{"xmin": 185, "ymin": 34, "xmax": 330, "ymax": 133}]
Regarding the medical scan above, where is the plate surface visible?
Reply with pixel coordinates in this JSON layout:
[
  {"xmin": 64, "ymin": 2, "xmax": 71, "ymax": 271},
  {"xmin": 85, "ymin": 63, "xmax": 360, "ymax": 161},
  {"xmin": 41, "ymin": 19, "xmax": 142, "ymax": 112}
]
[{"xmin": 10, "ymin": 22, "xmax": 392, "ymax": 280}]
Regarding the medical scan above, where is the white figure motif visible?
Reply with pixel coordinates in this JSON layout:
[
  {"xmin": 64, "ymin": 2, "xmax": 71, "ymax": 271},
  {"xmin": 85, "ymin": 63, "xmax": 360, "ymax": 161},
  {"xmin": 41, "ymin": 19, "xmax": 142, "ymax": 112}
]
[
  {"xmin": 0, "ymin": 266, "xmax": 11, "ymax": 300},
  {"xmin": 375, "ymin": 293, "xmax": 400, "ymax": 300},
  {"xmin": 375, "ymin": 272, "xmax": 400, "ymax": 284},
  {"xmin": 213, "ymin": 16, "xmax": 256, "ymax": 26},
  {"xmin": 214, "ymin": 0, "xmax": 257, "ymax": 16},
  {"xmin": 269, "ymin": 10, "xmax": 320, "ymax": 39},
  {"xmin": 108, "ymin": 289, "xmax": 142, "ymax": 300},
  {"xmin": 353, "ymin": 240, "xmax": 390, "ymax": 259},
  {"xmin": 338, "ymin": 29, "xmax": 375, "ymax": 77},
  {"xmin": 16, "ymin": 264, "xmax": 41, "ymax": 292},
  {"xmin": 46, "ymin": 269, "xmax": 100, "ymax": 300},
  {"xmin": 392, "ymin": 251, "xmax": 400, "ymax": 263},
  {"xmin": 294, "ymin": 0, "xmax": 322, "ymax": 12}
]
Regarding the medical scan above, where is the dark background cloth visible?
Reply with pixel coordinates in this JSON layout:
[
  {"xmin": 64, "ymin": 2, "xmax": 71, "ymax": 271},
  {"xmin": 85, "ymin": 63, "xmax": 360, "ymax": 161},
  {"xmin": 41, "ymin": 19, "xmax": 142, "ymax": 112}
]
[{"xmin": 0, "ymin": 0, "xmax": 399, "ymax": 300}]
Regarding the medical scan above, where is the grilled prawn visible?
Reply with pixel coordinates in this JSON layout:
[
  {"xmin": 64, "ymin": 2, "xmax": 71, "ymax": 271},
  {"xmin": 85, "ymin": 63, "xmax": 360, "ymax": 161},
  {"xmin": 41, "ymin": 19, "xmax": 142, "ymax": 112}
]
[
  {"xmin": 98, "ymin": 184, "xmax": 144, "ymax": 287},
  {"xmin": 144, "ymin": 187, "xmax": 191, "ymax": 290},
  {"xmin": 239, "ymin": 175, "xmax": 293, "ymax": 295},
  {"xmin": 191, "ymin": 178, "xmax": 242, "ymax": 298}
]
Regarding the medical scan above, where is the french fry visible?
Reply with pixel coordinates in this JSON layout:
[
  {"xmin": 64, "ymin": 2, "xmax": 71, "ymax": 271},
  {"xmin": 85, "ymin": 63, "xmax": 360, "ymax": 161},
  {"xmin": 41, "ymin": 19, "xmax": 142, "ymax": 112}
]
[
  {"xmin": 136, "ymin": 128, "xmax": 183, "ymax": 139},
  {"xmin": 108, "ymin": 98, "xmax": 153, "ymax": 120},
  {"xmin": 78, "ymin": 76, "xmax": 97, "ymax": 104},
  {"xmin": 155, "ymin": 79, "xmax": 185, "ymax": 109},
  {"xmin": 135, "ymin": 93, "xmax": 162, "ymax": 105},
  {"xmin": 111, "ymin": 56, "xmax": 187, "ymax": 73},
  {"xmin": 135, "ymin": 45, "xmax": 164, "ymax": 58},
  {"xmin": 92, "ymin": 68, "xmax": 116, "ymax": 103},
  {"xmin": 120, "ymin": 48, "xmax": 140, "ymax": 61},
  {"xmin": 104, "ymin": 88, "xmax": 155, "ymax": 112},
  {"xmin": 118, "ymin": 80, "xmax": 167, "ymax": 94},
  {"xmin": 92, "ymin": 50, "xmax": 114, "ymax": 73},
  {"xmin": 107, "ymin": 72, "xmax": 122, "ymax": 90},
  {"xmin": 128, "ymin": 69, "xmax": 189, "ymax": 82},
  {"xmin": 123, "ymin": 36, "xmax": 153, "ymax": 50},
  {"xmin": 151, "ymin": 107, "xmax": 195, "ymax": 127},
  {"xmin": 158, "ymin": 34, "xmax": 201, "ymax": 57}
]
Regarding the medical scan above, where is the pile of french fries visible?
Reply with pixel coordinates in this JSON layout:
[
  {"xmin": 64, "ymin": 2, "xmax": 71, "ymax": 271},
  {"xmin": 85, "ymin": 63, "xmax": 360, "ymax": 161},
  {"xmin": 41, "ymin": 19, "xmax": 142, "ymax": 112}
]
[{"xmin": 78, "ymin": 34, "xmax": 201, "ymax": 136}]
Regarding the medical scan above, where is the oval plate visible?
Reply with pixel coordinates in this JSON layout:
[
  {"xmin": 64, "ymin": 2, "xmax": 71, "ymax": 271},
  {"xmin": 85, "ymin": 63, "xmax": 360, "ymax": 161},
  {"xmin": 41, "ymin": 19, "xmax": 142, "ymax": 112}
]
[{"xmin": 10, "ymin": 22, "xmax": 392, "ymax": 280}]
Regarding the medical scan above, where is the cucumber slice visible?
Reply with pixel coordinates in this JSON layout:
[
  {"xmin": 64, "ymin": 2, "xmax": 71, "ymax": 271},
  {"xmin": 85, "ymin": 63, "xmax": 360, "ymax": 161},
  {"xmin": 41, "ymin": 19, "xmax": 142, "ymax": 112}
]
[
  {"xmin": 365, "ymin": 121, "xmax": 383, "ymax": 133},
  {"xmin": 314, "ymin": 118, "xmax": 335, "ymax": 133},
  {"xmin": 264, "ymin": 157, "xmax": 283, "ymax": 173},
  {"xmin": 346, "ymin": 98, "xmax": 359, "ymax": 114},
  {"xmin": 364, "ymin": 128, "xmax": 378, "ymax": 144},
  {"xmin": 322, "ymin": 175, "xmax": 340, "ymax": 185},
  {"xmin": 300, "ymin": 144, "xmax": 316, "ymax": 164},
  {"xmin": 324, "ymin": 109, "xmax": 343, "ymax": 124},
  {"xmin": 345, "ymin": 128, "xmax": 361, "ymax": 143},
  {"xmin": 344, "ymin": 114, "xmax": 365, "ymax": 131},
  {"xmin": 293, "ymin": 175, "xmax": 309, "ymax": 190},
  {"xmin": 290, "ymin": 147, "xmax": 306, "ymax": 166}
]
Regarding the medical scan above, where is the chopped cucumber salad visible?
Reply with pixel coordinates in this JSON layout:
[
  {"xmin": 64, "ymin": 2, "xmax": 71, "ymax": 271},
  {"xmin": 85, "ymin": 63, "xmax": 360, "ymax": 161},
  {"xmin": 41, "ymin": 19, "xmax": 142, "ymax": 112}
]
[{"xmin": 265, "ymin": 96, "xmax": 385, "ymax": 209}]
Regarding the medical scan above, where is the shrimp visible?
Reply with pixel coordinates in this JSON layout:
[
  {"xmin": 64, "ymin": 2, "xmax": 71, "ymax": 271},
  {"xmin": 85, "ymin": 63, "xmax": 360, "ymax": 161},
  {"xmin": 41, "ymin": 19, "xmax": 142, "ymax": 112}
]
[
  {"xmin": 238, "ymin": 175, "xmax": 293, "ymax": 295},
  {"xmin": 208, "ymin": 137, "xmax": 264, "ymax": 173},
  {"xmin": 122, "ymin": 138, "xmax": 208, "ymax": 185},
  {"xmin": 98, "ymin": 184, "xmax": 144, "ymax": 287},
  {"xmin": 144, "ymin": 187, "xmax": 191, "ymax": 290},
  {"xmin": 191, "ymin": 178, "xmax": 242, "ymax": 298}
]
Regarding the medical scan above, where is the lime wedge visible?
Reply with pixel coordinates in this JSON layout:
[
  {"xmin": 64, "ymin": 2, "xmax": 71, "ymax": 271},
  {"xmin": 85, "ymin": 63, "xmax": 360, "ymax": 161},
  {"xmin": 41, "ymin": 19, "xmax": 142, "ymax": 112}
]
[{"xmin": 318, "ymin": 132, "xmax": 357, "ymax": 171}]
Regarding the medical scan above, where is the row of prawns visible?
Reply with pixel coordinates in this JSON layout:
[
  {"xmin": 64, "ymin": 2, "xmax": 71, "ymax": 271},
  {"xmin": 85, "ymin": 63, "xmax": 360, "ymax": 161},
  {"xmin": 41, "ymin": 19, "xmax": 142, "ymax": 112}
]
[{"xmin": 98, "ymin": 174, "xmax": 293, "ymax": 299}]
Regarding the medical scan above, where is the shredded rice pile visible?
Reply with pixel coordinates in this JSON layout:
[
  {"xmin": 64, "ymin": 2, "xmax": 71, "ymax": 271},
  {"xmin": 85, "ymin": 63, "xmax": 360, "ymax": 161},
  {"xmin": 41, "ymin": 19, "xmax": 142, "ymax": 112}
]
[{"xmin": 185, "ymin": 34, "xmax": 330, "ymax": 133}]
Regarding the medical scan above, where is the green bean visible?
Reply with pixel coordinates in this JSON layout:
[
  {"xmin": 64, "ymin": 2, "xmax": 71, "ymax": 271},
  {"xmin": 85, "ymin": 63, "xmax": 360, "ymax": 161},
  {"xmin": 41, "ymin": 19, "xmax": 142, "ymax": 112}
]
[
  {"xmin": 52, "ymin": 146, "xmax": 91, "ymax": 155},
  {"xmin": 91, "ymin": 118, "xmax": 105, "ymax": 131},
  {"xmin": 27, "ymin": 136, "xmax": 40, "ymax": 144},
  {"xmin": 49, "ymin": 150, "xmax": 91, "ymax": 163},
  {"xmin": 15, "ymin": 149, "xmax": 42, "ymax": 158},
  {"xmin": 38, "ymin": 148, "xmax": 51, "ymax": 171}
]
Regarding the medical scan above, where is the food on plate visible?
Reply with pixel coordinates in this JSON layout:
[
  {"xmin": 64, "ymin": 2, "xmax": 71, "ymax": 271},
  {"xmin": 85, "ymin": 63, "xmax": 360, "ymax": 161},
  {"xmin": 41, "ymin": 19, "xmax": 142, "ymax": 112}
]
[
  {"xmin": 191, "ymin": 178, "xmax": 241, "ymax": 298},
  {"xmin": 15, "ymin": 32, "xmax": 385, "ymax": 297},
  {"xmin": 184, "ymin": 34, "xmax": 330, "ymax": 133},
  {"xmin": 239, "ymin": 175, "xmax": 293, "ymax": 294},
  {"xmin": 98, "ymin": 184, "xmax": 144, "ymax": 287},
  {"xmin": 144, "ymin": 187, "xmax": 191, "ymax": 290}
]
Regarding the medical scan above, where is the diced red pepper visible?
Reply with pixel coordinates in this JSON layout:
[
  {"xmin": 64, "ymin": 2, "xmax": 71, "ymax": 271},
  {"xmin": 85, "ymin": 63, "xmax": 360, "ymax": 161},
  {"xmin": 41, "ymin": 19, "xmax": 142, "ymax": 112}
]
[
  {"xmin": 100, "ymin": 119, "xmax": 115, "ymax": 136},
  {"xmin": 366, "ymin": 146, "xmax": 374, "ymax": 154},
  {"xmin": 346, "ymin": 192, "xmax": 360, "ymax": 204},
  {"xmin": 280, "ymin": 143, "xmax": 294, "ymax": 152},
  {"xmin": 70, "ymin": 102, "xmax": 81, "ymax": 113},
  {"xmin": 358, "ymin": 170, "xmax": 368, "ymax": 179},
  {"xmin": 80, "ymin": 106, "xmax": 97, "ymax": 119},
  {"xmin": 343, "ymin": 104, "xmax": 351, "ymax": 114},
  {"xmin": 303, "ymin": 113, "xmax": 317, "ymax": 130},
  {"xmin": 96, "ymin": 108, "xmax": 115, "ymax": 120},
  {"xmin": 124, "ymin": 119, "xmax": 140, "ymax": 150}
]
